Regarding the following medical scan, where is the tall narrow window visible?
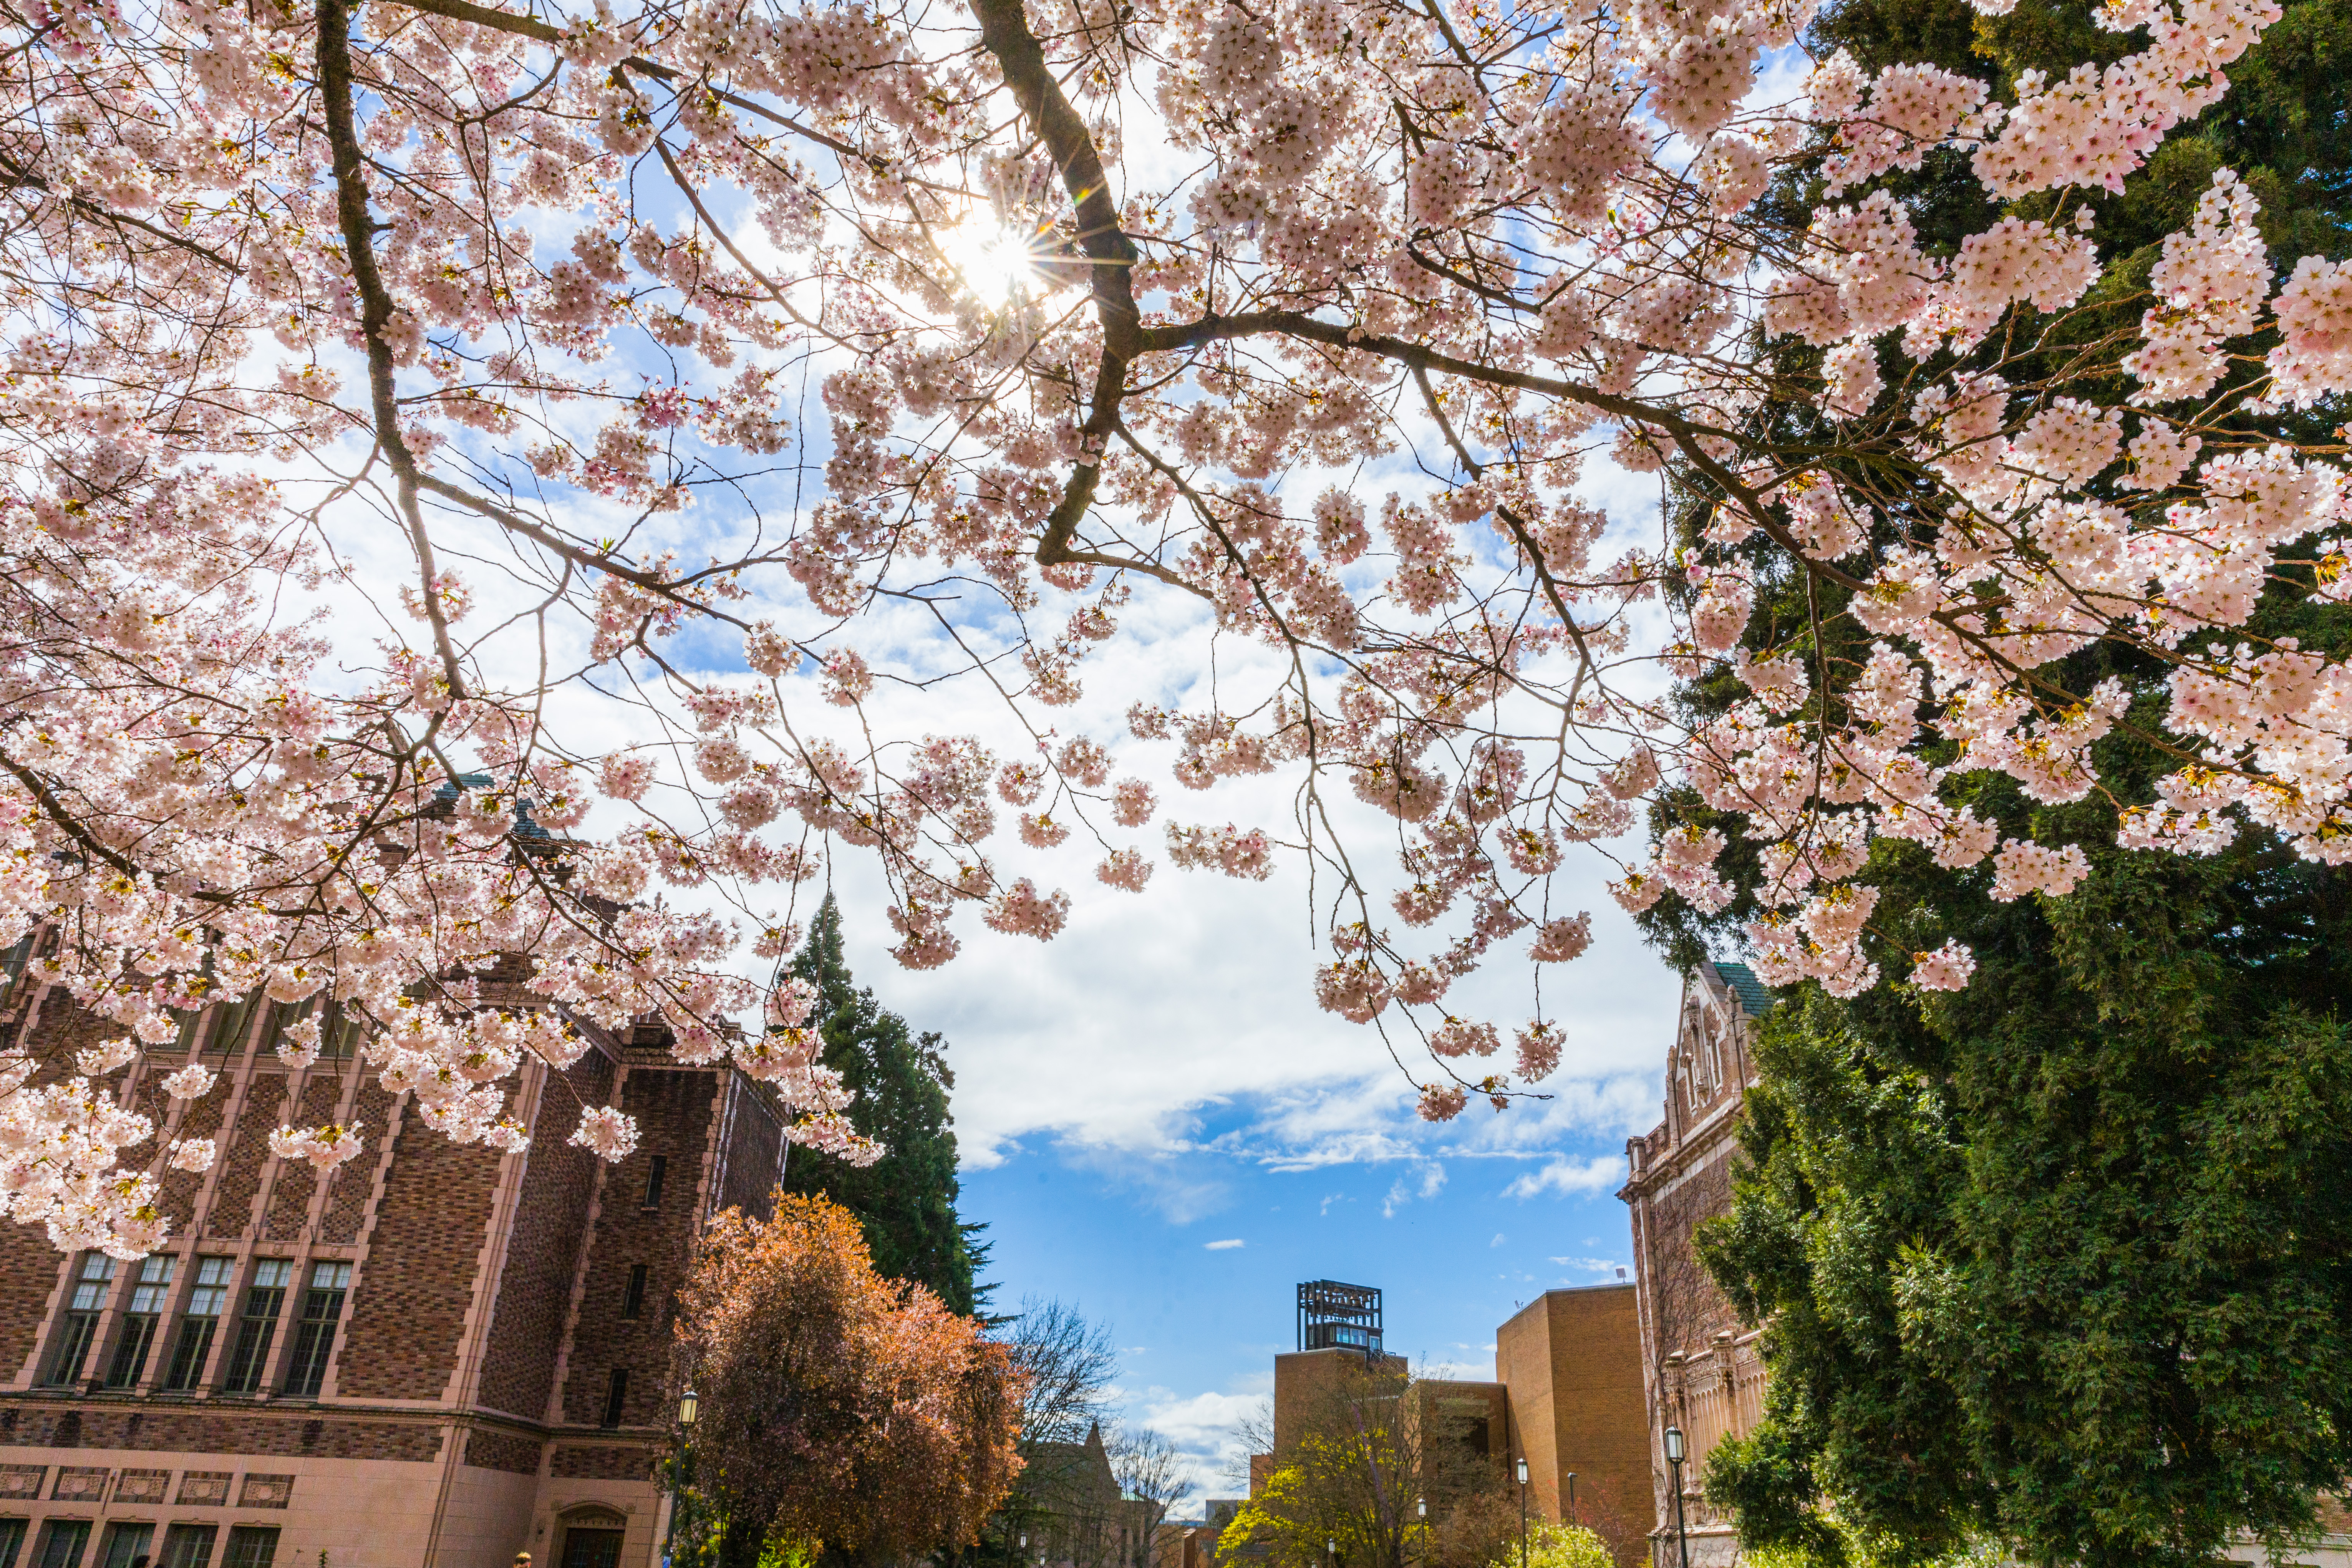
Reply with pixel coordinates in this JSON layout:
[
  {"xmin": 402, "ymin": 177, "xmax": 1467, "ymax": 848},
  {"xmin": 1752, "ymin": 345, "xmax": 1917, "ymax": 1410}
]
[
  {"xmin": 43, "ymin": 1251, "xmax": 116, "ymax": 1385},
  {"xmin": 104, "ymin": 1253, "xmax": 176, "ymax": 1388},
  {"xmin": 0, "ymin": 1518, "xmax": 28, "ymax": 1568},
  {"xmin": 620, "ymin": 1264, "xmax": 648, "ymax": 1321},
  {"xmin": 221, "ymin": 1531, "xmax": 277, "ymax": 1568},
  {"xmin": 33, "ymin": 1522, "xmax": 90, "ymax": 1568},
  {"xmin": 97, "ymin": 1522, "xmax": 153, "ymax": 1568},
  {"xmin": 600, "ymin": 1367, "xmax": 628, "ymax": 1427},
  {"xmin": 157, "ymin": 1527, "xmax": 215, "ymax": 1568},
  {"xmin": 163, "ymin": 1256, "xmax": 234, "ymax": 1390},
  {"xmin": 0, "ymin": 932, "xmax": 34, "ymax": 1010},
  {"xmin": 640, "ymin": 1155, "xmax": 666, "ymax": 1210},
  {"xmin": 220, "ymin": 1258, "xmax": 292, "ymax": 1393},
  {"xmin": 281, "ymin": 1260, "xmax": 351, "ymax": 1397}
]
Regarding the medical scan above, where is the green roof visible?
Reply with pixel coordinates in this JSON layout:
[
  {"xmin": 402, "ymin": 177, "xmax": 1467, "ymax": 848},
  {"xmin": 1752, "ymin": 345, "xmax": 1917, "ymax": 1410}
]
[{"xmin": 1711, "ymin": 960, "xmax": 1777, "ymax": 1017}]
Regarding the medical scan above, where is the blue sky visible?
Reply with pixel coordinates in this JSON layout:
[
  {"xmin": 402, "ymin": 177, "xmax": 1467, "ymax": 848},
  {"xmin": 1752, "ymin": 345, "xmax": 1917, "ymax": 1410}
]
[
  {"xmin": 960, "ymin": 1116, "xmax": 1646, "ymax": 1500},
  {"xmin": 814, "ymin": 852, "xmax": 1684, "ymax": 1501}
]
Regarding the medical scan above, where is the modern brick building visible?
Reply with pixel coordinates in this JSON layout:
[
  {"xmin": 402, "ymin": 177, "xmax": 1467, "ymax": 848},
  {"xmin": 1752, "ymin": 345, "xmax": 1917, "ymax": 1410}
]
[
  {"xmin": 0, "ymin": 946, "xmax": 796, "ymax": 1568},
  {"xmin": 1619, "ymin": 959, "xmax": 1771, "ymax": 1568},
  {"xmin": 1246, "ymin": 1281, "xmax": 1649, "ymax": 1563}
]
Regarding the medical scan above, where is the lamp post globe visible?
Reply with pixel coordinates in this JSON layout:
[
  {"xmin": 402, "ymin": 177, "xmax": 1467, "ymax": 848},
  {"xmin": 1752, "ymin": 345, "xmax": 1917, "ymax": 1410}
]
[{"xmin": 1663, "ymin": 1427, "xmax": 1691, "ymax": 1568}]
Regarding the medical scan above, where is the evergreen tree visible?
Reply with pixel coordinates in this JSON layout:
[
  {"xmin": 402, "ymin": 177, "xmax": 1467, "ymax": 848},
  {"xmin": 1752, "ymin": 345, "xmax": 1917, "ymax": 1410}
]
[
  {"xmin": 779, "ymin": 895, "xmax": 987, "ymax": 1315},
  {"xmin": 1629, "ymin": 0, "xmax": 2352, "ymax": 1560}
]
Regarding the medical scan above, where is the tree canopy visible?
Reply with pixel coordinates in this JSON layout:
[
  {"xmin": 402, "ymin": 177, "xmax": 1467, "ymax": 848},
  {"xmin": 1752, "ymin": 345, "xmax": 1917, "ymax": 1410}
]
[
  {"xmin": 778, "ymin": 895, "xmax": 986, "ymax": 1314},
  {"xmin": 670, "ymin": 1193, "xmax": 1023, "ymax": 1567},
  {"xmin": 7, "ymin": 0, "xmax": 2352, "ymax": 1259}
]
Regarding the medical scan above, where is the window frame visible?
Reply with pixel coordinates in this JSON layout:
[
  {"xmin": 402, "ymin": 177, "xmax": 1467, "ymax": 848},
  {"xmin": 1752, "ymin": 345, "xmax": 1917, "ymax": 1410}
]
[
  {"xmin": 162, "ymin": 1256, "xmax": 236, "ymax": 1392},
  {"xmin": 218, "ymin": 1258, "xmax": 293, "ymax": 1395},
  {"xmin": 280, "ymin": 1260, "xmax": 352, "ymax": 1398}
]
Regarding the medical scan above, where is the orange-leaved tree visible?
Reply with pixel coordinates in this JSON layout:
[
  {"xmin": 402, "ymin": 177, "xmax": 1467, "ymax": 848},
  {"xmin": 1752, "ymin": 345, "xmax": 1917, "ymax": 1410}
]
[{"xmin": 672, "ymin": 1193, "xmax": 1024, "ymax": 1566}]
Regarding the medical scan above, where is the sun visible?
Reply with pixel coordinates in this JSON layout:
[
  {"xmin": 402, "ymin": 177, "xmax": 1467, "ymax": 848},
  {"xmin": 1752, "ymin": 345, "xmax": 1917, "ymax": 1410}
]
[{"xmin": 937, "ymin": 216, "xmax": 1040, "ymax": 302}]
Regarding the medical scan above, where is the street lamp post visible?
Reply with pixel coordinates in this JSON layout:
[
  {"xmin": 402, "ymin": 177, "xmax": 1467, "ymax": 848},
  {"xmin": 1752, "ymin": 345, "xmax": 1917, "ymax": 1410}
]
[
  {"xmin": 1515, "ymin": 1457, "xmax": 1530, "ymax": 1568},
  {"xmin": 1663, "ymin": 1428, "xmax": 1691, "ymax": 1568},
  {"xmin": 1565, "ymin": 1472, "xmax": 1577, "ymax": 1527},
  {"xmin": 663, "ymin": 1390, "xmax": 699, "ymax": 1568}
]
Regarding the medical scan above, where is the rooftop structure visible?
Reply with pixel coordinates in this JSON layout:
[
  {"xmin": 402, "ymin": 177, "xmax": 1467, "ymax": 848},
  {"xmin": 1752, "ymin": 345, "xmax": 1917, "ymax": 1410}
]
[{"xmin": 1295, "ymin": 1280, "xmax": 1383, "ymax": 1359}]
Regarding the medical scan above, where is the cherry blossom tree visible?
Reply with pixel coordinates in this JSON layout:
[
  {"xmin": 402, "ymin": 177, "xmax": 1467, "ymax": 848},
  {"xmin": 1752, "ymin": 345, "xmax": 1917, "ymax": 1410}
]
[{"xmin": 0, "ymin": 0, "xmax": 2347, "ymax": 1255}]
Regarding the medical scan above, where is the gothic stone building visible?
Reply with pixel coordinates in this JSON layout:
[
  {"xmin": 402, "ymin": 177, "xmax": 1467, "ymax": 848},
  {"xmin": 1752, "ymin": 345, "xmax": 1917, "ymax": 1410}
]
[
  {"xmin": 0, "ymin": 943, "xmax": 794, "ymax": 1568},
  {"xmin": 1619, "ymin": 960, "xmax": 1771, "ymax": 1568}
]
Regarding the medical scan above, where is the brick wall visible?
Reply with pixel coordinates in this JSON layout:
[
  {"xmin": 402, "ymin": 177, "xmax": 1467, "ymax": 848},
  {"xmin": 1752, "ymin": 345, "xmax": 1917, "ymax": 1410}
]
[
  {"xmin": 0, "ymin": 1224, "xmax": 60, "ymax": 1381},
  {"xmin": 548, "ymin": 1445, "xmax": 653, "ymax": 1481},
  {"xmin": 338, "ymin": 1107, "xmax": 504, "ymax": 1401},
  {"xmin": 262, "ymin": 1072, "xmax": 346, "ymax": 1239},
  {"xmin": 321, "ymin": 1079, "xmax": 395, "ymax": 1245},
  {"xmin": 712, "ymin": 1079, "xmax": 784, "ymax": 1223},
  {"xmin": 462, "ymin": 1427, "xmax": 544, "ymax": 1475},
  {"xmin": 0, "ymin": 1402, "xmax": 444, "ymax": 1462},
  {"xmin": 206, "ymin": 1077, "xmax": 283, "ymax": 1239},
  {"xmin": 476, "ymin": 1056, "xmax": 611, "ymax": 1422},
  {"xmin": 560, "ymin": 1070, "xmax": 714, "ymax": 1428}
]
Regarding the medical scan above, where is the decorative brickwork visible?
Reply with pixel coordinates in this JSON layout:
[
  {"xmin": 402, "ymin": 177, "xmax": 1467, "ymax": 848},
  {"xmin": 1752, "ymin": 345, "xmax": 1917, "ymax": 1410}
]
[
  {"xmin": 462, "ymin": 1428, "xmax": 544, "ymax": 1476},
  {"xmin": 113, "ymin": 1468, "xmax": 172, "ymax": 1505},
  {"xmin": 548, "ymin": 1445, "xmax": 653, "ymax": 1482},
  {"xmin": 262, "ymin": 1073, "xmax": 345, "ymax": 1239},
  {"xmin": 477, "ymin": 1057, "xmax": 610, "ymax": 1422},
  {"xmin": 711, "ymin": 1078, "xmax": 785, "ymax": 1223},
  {"xmin": 335, "ymin": 1107, "xmax": 504, "ymax": 1400},
  {"xmin": 0, "ymin": 1464, "xmax": 43, "ymax": 1500},
  {"xmin": 0, "ymin": 1216, "xmax": 60, "ymax": 1381},
  {"xmin": 320, "ymin": 1079, "xmax": 394, "ymax": 1244},
  {"xmin": 52, "ymin": 1465, "xmax": 109, "ymax": 1501},
  {"xmin": 177, "ymin": 1471, "xmax": 233, "ymax": 1506},
  {"xmin": 562, "ymin": 1070, "xmax": 715, "ymax": 1428},
  {"xmin": 206, "ymin": 1077, "xmax": 284, "ymax": 1238},
  {"xmin": 239, "ymin": 1473, "xmax": 295, "ymax": 1508},
  {"xmin": 0, "ymin": 1404, "xmax": 444, "ymax": 1463},
  {"xmin": 157, "ymin": 1085, "xmax": 229, "ymax": 1226}
]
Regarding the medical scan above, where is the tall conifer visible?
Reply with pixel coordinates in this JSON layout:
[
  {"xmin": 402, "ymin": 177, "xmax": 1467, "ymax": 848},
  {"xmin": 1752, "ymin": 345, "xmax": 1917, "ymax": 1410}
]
[{"xmin": 779, "ymin": 895, "xmax": 987, "ymax": 1314}]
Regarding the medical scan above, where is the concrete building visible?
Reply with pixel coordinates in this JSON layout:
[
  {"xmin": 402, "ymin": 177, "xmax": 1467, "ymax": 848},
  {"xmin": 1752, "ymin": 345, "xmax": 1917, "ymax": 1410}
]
[
  {"xmin": 0, "ymin": 941, "xmax": 796, "ymax": 1568},
  {"xmin": 1619, "ymin": 960, "xmax": 1771, "ymax": 1568}
]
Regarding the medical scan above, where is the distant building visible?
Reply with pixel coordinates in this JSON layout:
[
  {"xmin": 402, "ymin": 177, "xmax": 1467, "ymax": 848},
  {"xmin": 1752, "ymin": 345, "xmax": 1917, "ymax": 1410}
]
[
  {"xmin": 0, "ymin": 938, "xmax": 796, "ymax": 1568},
  {"xmin": 1246, "ymin": 1281, "xmax": 1649, "ymax": 1563},
  {"xmin": 1016, "ymin": 1421, "xmax": 1149, "ymax": 1568},
  {"xmin": 1619, "ymin": 959, "xmax": 1770, "ymax": 1568}
]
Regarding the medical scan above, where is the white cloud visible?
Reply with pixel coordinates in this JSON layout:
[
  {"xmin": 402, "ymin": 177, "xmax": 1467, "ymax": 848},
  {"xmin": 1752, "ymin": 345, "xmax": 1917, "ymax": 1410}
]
[
  {"xmin": 1503, "ymin": 1154, "xmax": 1629, "ymax": 1200},
  {"xmin": 1381, "ymin": 1160, "xmax": 1447, "ymax": 1217},
  {"xmin": 1203, "ymin": 1238, "xmax": 1245, "ymax": 1250},
  {"xmin": 1491, "ymin": 1233, "xmax": 1507, "ymax": 1247}
]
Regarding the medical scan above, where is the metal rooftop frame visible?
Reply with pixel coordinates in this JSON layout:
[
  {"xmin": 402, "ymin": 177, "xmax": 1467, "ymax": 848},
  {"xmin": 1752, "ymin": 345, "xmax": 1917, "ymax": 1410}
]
[{"xmin": 1297, "ymin": 1279, "xmax": 1383, "ymax": 1361}]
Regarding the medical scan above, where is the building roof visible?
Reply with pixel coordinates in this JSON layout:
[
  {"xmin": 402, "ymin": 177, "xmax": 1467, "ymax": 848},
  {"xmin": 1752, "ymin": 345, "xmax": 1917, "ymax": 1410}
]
[{"xmin": 1710, "ymin": 959, "xmax": 1776, "ymax": 1017}]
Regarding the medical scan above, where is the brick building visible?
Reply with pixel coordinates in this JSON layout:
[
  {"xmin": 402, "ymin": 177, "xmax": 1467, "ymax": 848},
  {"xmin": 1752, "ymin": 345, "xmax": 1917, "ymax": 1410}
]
[
  {"xmin": 0, "ymin": 944, "xmax": 795, "ymax": 1568},
  {"xmin": 1618, "ymin": 960, "xmax": 1770, "ymax": 1568},
  {"xmin": 1246, "ymin": 1283, "xmax": 1649, "ymax": 1563}
]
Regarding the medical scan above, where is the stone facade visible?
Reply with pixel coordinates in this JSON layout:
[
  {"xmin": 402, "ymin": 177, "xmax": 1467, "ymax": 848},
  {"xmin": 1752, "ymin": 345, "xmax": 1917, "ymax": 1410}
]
[
  {"xmin": 1619, "ymin": 961, "xmax": 1770, "ymax": 1568},
  {"xmin": 0, "ymin": 941, "xmax": 796, "ymax": 1568}
]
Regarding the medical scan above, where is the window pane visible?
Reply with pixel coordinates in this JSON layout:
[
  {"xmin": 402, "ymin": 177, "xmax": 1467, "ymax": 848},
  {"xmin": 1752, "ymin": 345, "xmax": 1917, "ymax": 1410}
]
[
  {"xmin": 104, "ymin": 1311, "xmax": 160, "ymax": 1389},
  {"xmin": 158, "ymin": 1527, "xmax": 214, "ymax": 1568},
  {"xmin": 0, "ymin": 1519, "xmax": 28, "ymax": 1568},
  {"xmin": 163, "ymin": 1316, "xmax": 218, "ymax": 1391},
  {"xmin": 600, "ymin": 1367, "xmax": 628, "ymax": 1427},
  {"xmin": 98, "ymin": 1523, "xmax": 153, "ymax": 1568},
  {"xmin": 34, "ymin": 1522, "xmax": 90, "ymax": 1568},
  {"xmin": 641, "ymin": 1155, "xmax": 666, "ymax": 1210},
  {"xmin": 222, "ymin": 1532, "xmax": 276, "ymax": 1568}
]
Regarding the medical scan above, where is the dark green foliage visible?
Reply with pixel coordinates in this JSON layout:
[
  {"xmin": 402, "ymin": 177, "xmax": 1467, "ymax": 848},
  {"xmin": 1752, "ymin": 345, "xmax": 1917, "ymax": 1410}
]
[
  {"xmin": 1635, "ymin": 0, "xmax": 2352, "ymax": 1557},
  {"xmin": 1694, "ymin": 819, "xmax": 2352, "ymax": 1568},
  {"xmin": 778, "ymin": 895, "xmax": 987, "ymax": 1315}
]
